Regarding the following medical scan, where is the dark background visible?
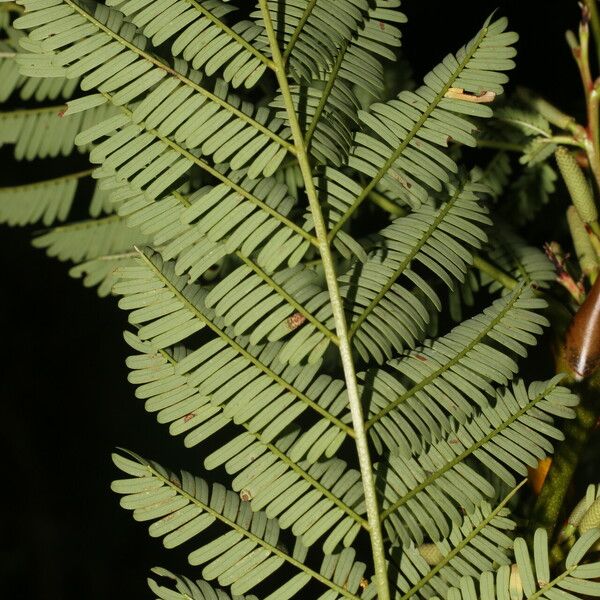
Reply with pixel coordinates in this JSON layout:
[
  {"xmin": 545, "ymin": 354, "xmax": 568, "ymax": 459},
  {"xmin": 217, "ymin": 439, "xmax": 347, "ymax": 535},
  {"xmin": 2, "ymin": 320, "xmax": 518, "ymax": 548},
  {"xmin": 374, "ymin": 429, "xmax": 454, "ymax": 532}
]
[{"xmin": 0, "ymin": 1, "xmax": 583, "ymax": 598}]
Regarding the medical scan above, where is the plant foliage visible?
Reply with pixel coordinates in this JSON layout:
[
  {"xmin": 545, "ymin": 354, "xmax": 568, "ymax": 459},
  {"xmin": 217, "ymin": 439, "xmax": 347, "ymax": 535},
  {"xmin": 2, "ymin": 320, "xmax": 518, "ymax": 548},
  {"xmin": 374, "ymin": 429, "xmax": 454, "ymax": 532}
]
[{"xmin": 3, "ymin": 0, "xmax": 600, "ymax": 599}]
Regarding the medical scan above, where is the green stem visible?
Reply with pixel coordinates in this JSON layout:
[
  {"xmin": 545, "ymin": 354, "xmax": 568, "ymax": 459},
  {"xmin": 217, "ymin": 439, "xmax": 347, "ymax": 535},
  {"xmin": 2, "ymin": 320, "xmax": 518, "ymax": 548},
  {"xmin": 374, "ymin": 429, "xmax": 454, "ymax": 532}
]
[
  {"xmin": 368, "ymin": 189, "xmax": 405, "ymax": 216},
  {"xmin": 472, "ymin": 254, "xmax": 519, "ymax": 290},
  {"xmin": 584, "ymin": 0, "xmax": 600, "ymax": 68},
  {"xmin": 0, "ymin": 168, "xmax": 93, "ymax": 190},
  {"xmin": 549, "ymin": 135, "xmax": 586, "ymax": 147},
  {"xmin": 283, "ymin": 0, "xmax": 317, "ymax": 63},
  {"xmin": 305, "ymin": 41, "xmax": 347, "ymax": 148},
  {"xmin": 516, "ymin": 87, "xmax": 581, "ymax": 133},
  {"xmin": 258, "ymin": 3, "xmax": 390, "ymax": 598},
  {"xmin": 186, "ymin": 0, "xmax": 275, "ymax": 69},
  {"xmin": 589, "ymin": 81, "xmax": 600, "ymax": 190},
  {"xmin": 476, "ymin": 139, "xmax": 525, "ymax": 152},
  {"xmin": 531, "ymin": 377, "xmax": 599, "ymax": 539},
  {"xmin": 567, "ymin": 13, "xmax": 600, "ymax": 191}
]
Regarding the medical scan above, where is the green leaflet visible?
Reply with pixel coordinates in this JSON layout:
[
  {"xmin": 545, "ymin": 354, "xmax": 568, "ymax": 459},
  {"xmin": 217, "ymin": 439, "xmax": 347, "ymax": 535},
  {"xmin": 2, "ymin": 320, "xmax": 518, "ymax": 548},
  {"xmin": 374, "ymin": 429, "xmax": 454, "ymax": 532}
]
[
  {"xmin": 106, "ymin": 0, "xmax": 270, "ymax": 88},
  {"xmin": 70, "ymin": 253, "xmax": 142, "ymax": 297},
  {"xmin": 437, "ymin": 528, "xmax": 600, "ymax": 599},
  {"xmin": 112, "ymin": 450, "xmax": 369, "ymax": 598},
  {"xmin": 0, "ymin": 102, "xmax": 115, "ymax": 159},
  {"xmin": 0, "ymin": 170, "xmax": 89, "ymax": 225},
  {"xmin": 331, "ymin": 15, "xmax": 517, "ymax": 235},
  {"xmin": 483, "ymin": 222, "xmax": 555, "ymax": 293},
  {"xmin": 377, "ymin": 376, "xmax": 577, "ymax": 548},
  {"xmin": 366, "ymin": 287, "xmax": 552, "ymax": 454},
  {"xmin": 5, "ymin": 3, "xmax": 580, "ymax": 600},
  {"xmin": 14, "ymin": 0, "xmax": 294, "ymax": 177},
  {"xmin": 147, "ymin": 567, "xmax": 259, "ymax": 600},
  {"xmin": 0, "ymin": 22, "xmax": 80, "ymax": 102},
  {"xmin": 32, "ymin": 212, "xmax": 150, "ymax": 262},
  {"xmin": 269, "ymin": 0, "xmax": 406, "ymax": 167}
]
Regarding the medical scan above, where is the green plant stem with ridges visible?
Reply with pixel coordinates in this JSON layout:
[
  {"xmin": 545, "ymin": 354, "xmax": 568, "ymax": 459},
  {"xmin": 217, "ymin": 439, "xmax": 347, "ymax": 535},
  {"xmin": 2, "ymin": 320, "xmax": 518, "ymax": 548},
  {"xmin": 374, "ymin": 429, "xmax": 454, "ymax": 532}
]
[
  {"xmin": 398, "ymin": 481, "xmax": 526, "ymax": 600},
  {"xmin": 531, "ymin": 375, "xmax": 600, "ymax": 539},
  {"xmin": 366, "ymin": 284, "xmax": 524, "ymax": 428},
  {"xmin": 589, "ymin": 84, "xmax": 600, "ymax": 171},
  {"xmin": 63, "ymin": 0, "xmax": 295, "ymax": 155},
  {"xmin": 591, "ymin": 220, "xmax": 600, "ymax": 239},
  {"xmin": 154, "ymin": 345, "xmax": 368, "ymax": 529},
  {"xmin": 517, "ymin": 87, "xmax": 582, "ymax": 133},
  {"xmin": 328, "ymin": 24, "xmax": 489, "ymax": 241},
  {"xmin": 568, "ymin": 12, "xmax": 600, "ymax": 193},
  {"xmin": 258, "ymin": 3, "xmax": 391, "ymax": 599},
  {"xmin": 349, "ymin": 182, "xmax": 465, "ymax": 339},
  {"xmin": 136, "ymin": 249, "xmax": 355, "ymax": 437},
  {"xmin": 478, "ymin": 137, "xmax": 582, "ymax": 153},
  {"xmin": 129, "ymin": 451, "xmax": 362, "ymax": 600},
  {"xmin": 380, "ymin": 378, "xmax": 561, "ymax": 522},
  {"xmin": 282, "ymin": 0, "xmax": 318, "ymax": 63}
]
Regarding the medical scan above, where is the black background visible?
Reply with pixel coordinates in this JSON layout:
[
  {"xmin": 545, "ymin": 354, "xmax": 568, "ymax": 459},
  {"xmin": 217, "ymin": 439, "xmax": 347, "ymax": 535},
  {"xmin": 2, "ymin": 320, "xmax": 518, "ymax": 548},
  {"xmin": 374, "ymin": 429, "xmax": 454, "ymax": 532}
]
[{"xmin": 0, "ymin": 1, "xmax": 584, "ymax": 598}]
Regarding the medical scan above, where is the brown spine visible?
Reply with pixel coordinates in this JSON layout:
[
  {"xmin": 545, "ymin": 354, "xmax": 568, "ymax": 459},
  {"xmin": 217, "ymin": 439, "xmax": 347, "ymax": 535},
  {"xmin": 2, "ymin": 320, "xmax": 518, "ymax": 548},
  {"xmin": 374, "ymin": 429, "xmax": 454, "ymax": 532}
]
[{"xmin": 565, "ymin": 275, "xmax": 600, "ymax": 379}]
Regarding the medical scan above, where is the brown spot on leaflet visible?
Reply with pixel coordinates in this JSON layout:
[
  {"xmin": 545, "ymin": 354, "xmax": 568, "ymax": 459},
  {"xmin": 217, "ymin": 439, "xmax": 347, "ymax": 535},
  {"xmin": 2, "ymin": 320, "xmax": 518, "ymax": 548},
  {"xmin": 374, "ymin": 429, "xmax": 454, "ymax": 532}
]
[
  {"xmin": 444, "ymin": 87, "xmax": 496, "ymax": 103},
  {"xmin": 286, "ymin": 312, "xmax": 306, "ymax": 330}
]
